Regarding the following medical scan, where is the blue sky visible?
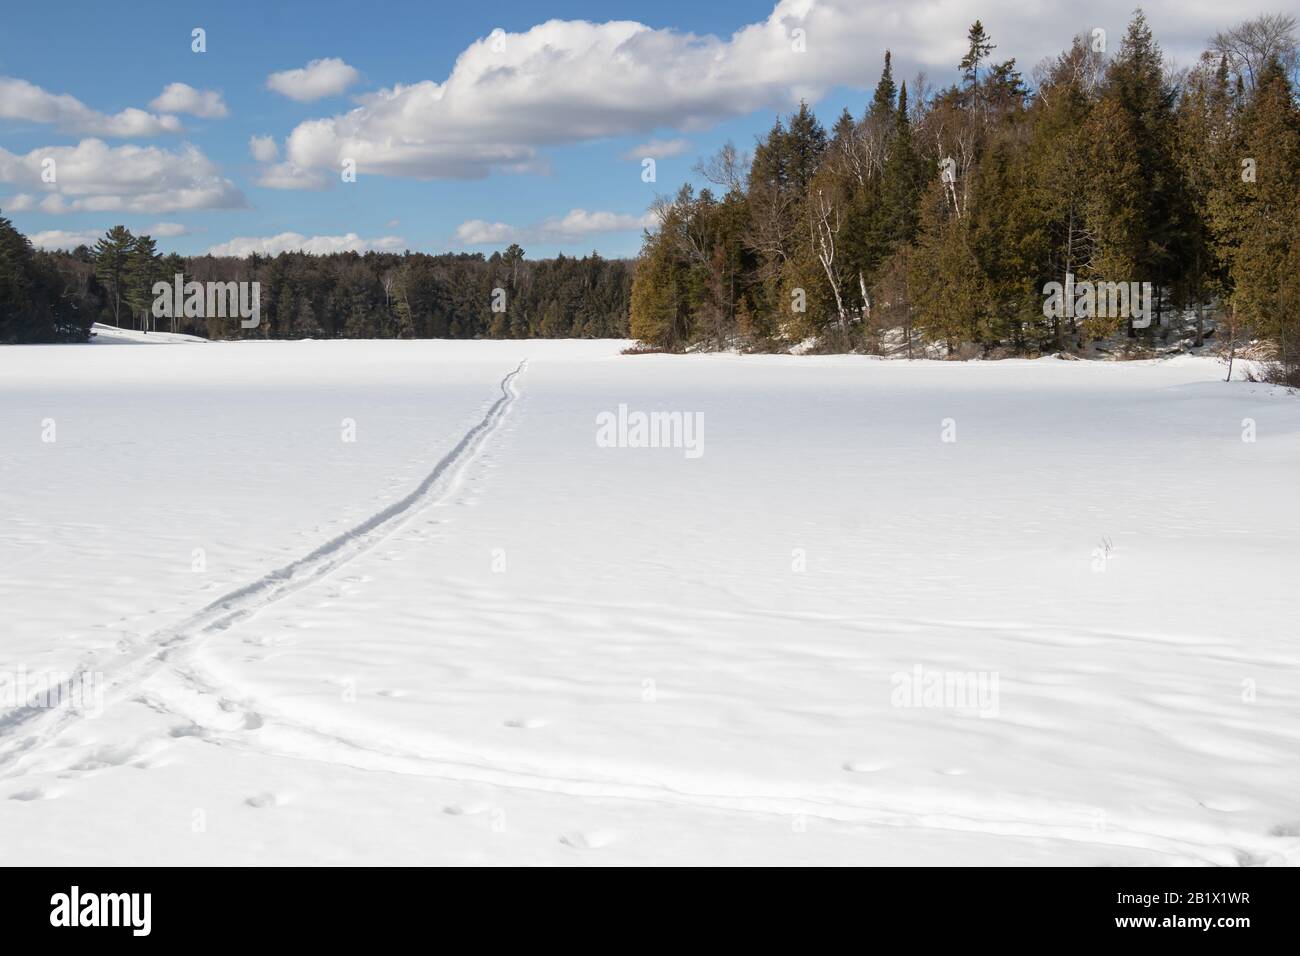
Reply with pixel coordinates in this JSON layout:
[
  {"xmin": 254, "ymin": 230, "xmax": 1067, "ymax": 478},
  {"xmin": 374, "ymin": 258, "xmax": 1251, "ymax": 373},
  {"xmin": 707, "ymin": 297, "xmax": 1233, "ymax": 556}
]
[{"xmin": 0, "ymin": 0, "xmax": 1271, "ymax": 259}]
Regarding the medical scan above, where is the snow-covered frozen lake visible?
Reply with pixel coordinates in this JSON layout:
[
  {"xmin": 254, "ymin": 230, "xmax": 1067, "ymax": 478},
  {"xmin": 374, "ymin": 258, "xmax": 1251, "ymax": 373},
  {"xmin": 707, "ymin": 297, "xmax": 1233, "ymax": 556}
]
[{"xmin": 1, "ymin": 336, "xmax": 1297, "ymax": 865}]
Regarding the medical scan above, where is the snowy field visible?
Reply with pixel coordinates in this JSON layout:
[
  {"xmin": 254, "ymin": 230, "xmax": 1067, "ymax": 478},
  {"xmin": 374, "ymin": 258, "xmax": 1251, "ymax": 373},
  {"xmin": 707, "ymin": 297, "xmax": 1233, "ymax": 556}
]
[{"xmin": 1, "ymin": 334, "xmax": 1298, "ymax": 866}]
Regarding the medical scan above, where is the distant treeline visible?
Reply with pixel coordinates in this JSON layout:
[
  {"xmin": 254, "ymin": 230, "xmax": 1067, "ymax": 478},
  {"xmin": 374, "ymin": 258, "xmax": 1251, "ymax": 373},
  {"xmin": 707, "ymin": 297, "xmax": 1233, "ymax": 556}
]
[
  {"xmin": 631, "ymin": 12, "xmax": 1300, "ymax": 376},
  {"xmin": 0, "ymin": 219, "xmax": 633, "ymax": 344}
]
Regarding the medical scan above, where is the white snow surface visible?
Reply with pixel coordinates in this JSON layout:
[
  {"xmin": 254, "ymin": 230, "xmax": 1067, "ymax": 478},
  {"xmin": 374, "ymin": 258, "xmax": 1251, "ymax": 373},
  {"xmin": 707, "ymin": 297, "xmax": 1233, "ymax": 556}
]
[
  {"xmin": 1, "ymin": 338, "xmax": 1298, "ymax": 866},
  {"xmin": 89, "ymin": 322, "xmax": 208, "ymax": 345}
]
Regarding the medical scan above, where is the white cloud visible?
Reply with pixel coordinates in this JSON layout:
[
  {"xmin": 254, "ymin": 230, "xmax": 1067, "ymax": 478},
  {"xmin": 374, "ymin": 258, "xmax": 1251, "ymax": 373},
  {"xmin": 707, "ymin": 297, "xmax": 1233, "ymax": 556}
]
[
  {"xmin": 0, "ymin": 76, "xmax": 181, "ymax": 137},
  {"xmin": 249, "ymin": 135, "xmax": 279, "ymax": 162},
  {"xmin": 205, "ymin": 232, "xmax": 405, "ymax": 257},
  {"xmin": 277, "ymin": 4, "xmax": 865, "ymax": 180},
  {"xmin": 0, "ymin": 139, "xmax": 247, "ymax": 214},
  {"xmin": 28, "ymin": 229, "xmax": 101, "ymax": 250},
  {"xmin": 254, "ymin": 160, "xmax": 330, "ymax": 190},
  {"xmin": 622, "ymin": 138, "xmax": 691, "ymax": 160},
  {"xmin": 27, "ymin": 222, "xmax": 198, "ymax": 249},
  {"xmin": 150, "ymin": 83, "xmax": 228, "ymax": 119},
  {"xmin": 455, "ymin": 208, "xmax": 655, "ymax": 245},
  {"xmin": 247, "ymin": 136, "xmax": 327, "ymax": 189},
  {"xmin": 279, "ymin": 0, "xmax": 1284, "ymax": 182},
  {"xmin": 453, "ymin": 220, "xmax": 518, "ymax": 245},
  {"xmin": 267, "ymin": 58, "xmax": 361, "ymax": 102},
  {"xmin": 147, "ymin": 221, "xmax": 198, "ymax": 237}
]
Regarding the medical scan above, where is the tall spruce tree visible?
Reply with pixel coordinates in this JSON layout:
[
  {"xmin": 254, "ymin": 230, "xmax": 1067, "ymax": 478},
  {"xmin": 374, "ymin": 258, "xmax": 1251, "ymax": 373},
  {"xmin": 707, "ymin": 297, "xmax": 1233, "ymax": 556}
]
[
  {"xmin": 92, "ymin": 225, "xmax": 134, "ymax": 328},
  {"xmin": 1212, "ymin": 58, "xmax": 1300, "ymax": 378},
  {"xmin": 125, "ymin": 234, "xmax": 159, "ymax": 331}
]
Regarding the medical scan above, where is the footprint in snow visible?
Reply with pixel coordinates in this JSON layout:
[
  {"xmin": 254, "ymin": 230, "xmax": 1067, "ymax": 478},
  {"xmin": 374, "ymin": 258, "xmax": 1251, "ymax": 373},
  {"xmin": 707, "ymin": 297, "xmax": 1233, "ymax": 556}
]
[
  {"xmin": 9, "ymin": 787, "xmax": 49, "ymax": 801},
  {"xmin": 71, "ymin": 744, "xmax": 144, "ymax": 770},
  {"xmin": 168, "ymin": 723, "xmax": 210, "ymax": 739},
  {"xmin": 1234, "ymin": 849, "xmax": 1272, "ymax": 867},
  {"xmin": 442, "ymin": 801, "xmax": 492, "ymax": 816},
  {"xmin": 842, "ymin": 760, "xmax": 887, "ymax": 774},
  {"xmin": 560, "ymin": 830, "xmax": 618, "ymax": 850},
  {"xmin": 245, "ymin": 791, "xmax": 288, "ymax": 809},
  {"xmin": 504, "ymin": 717, "xmax": 548, "ymax": 729}
]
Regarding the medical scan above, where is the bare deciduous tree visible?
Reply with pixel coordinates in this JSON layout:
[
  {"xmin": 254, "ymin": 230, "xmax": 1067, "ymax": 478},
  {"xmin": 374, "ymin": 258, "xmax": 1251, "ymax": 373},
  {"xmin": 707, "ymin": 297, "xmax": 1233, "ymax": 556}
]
[{"xmin": 1211, "ymin": 13, "xmax": 1298, "ymax": 91}]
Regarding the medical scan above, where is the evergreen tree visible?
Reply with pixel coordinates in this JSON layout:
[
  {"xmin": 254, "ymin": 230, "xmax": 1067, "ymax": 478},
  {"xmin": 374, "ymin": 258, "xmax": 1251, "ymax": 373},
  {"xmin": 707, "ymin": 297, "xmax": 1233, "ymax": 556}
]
[
  {"xmin": 869, "ymin": 51, "xmax": 897, "ymax": 121},
  {"xmin": 1095, "ymin": 10, "xmax": 1190, "ymax": 338},
  {"xmin": 92, "ymin": 225, "xmax": 134, "ymax": 328},
  {"xmin": 1212, "ymin": 58, "xmax": 1300, "ymax": 378},
  {"xmin": 959, "ymin": 21, "xmax": 996, "ymax": 104},
  {"xmin": 1176, "ymin": 55, "xmax": 1234, "ymax": 345},
  {"xmin": 125, "ymin": 234, "xmax": 160, "ymax": 331}
]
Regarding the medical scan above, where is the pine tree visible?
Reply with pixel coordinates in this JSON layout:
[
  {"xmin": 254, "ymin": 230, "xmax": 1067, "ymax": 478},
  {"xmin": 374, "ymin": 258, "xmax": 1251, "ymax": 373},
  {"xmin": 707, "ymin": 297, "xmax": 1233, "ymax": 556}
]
[
  {"xmin": 125, "ymin": 234, "xmax": 159, "ymax": 331},
  {"xmin": 959, "ymin": 21, "xmax": 996, "ymax": 105},
  {"xmin": 1083, "ymin": 95, "xmax": 1147, "ymax": 339},
  {"xmin": 92, "ymin": 225, "xmax": 134, "ymax": 328},
  {"xmin": 869, "ymin": 51, "xmax": 897, "ymax": 122},
  {"xmin": 909, "ymin": 184, "xmax": 985, "ymax": 353},
  {"xmin": 969, "ymin": 132, "xmax": 1037, "ymax": 350},
  {"xmin": 1176, "ymin": 55, "xmax": 1234, "ymax": 346},
  {"xmin": 881, "ymin": 83, "xmax": 926, "ymax": 250},
  {"xmin": 783, "ymin": 102, "xmax": 828, "ymax": 196},
  {"xmin": 0, "ymin": 212, "xmax": 36, "ymax": 343},
  {"xmin": 1212, "ymin": 59, "xmax": 1300, "ymax": 378},
  {"xmin": 630, "ymin": 203, "xmax": 691, "ymax": 350},
  {"xmin": 1096, "ymin": 10, "xmax": 1190, "ymax": 338},
  {"xmin": 1024, "ymin": 37, "xmax": 1103, "ymax": 348}
]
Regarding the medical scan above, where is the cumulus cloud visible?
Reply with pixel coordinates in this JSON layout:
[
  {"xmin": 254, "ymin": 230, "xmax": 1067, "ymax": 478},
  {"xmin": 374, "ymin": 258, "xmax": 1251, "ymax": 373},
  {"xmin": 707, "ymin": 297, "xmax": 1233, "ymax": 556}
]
[
  {"xmin": 254, "ymin": 160, "xmax": 330, "ymax": 190},
  {"xmin": 147, "ymin": 221, "xmax": 199, "ymax": 237},
  {"xmin": 246, "ymin": 136, "xmax": 328, "ymax": 189},
  {"xmin": 205, "ymin": 232, "xmax": 405, "ymax": 257},
  {"xmin": 277, "ymin": 0, "xmax": 1282, "ymax": 182},
  {"xmin": 455, "ymin": 208, "xmax": 656, "ymax": 245},
  {"xmin": 32, "ymin": 222, "xmax": 201, "ymax": 248},
  {"xmin": 267, "ymin": 58, "xmax": 361, "ymax": 101},
  {"xmin": 249, "ymin": 135, "xmax": 279, "ymax": 162},
  {"xmin": 27, "ymin": 229, "xmax": 102, "ymax": 250},
  {"xmin": 0, "ymin": 76, "xmax": 181, "ymax": 137},
  {"xmin": 0, "ymin": 139, "xmax": 247, "ymax": 214},
  {"xmin": 277, "ymin": 2, "xmax": 882, "ymax": 180},
  {"xmin": 149, "ymin": 83, "xmax": 228, "ymax": 119},
  {"xmin": 622, "ymin": 138, "xmax": 691, "ymax": 160}
]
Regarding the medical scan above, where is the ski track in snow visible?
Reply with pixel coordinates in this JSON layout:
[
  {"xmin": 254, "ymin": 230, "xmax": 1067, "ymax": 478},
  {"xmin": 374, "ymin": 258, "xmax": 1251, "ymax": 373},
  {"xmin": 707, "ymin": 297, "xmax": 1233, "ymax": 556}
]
[
  {"xmin": 137, "ymin": 660, "xmax": 1262, "ymax": 866},
  {"xmin": 0, "ymin": 360, "xmax": 527, "ymax": 770}
]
